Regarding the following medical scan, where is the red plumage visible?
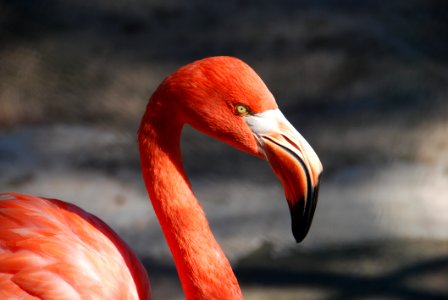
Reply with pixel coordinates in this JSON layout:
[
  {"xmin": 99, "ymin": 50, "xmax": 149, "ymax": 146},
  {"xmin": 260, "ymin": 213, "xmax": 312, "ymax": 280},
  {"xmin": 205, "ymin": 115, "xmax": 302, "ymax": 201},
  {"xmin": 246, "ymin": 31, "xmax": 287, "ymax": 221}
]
[
  {"xmin": 0, "ymin": 56, "xmax": 322, "ymax": 299},
  {"xmin": 0, "ymin": 193, "xmax": 150, "ymax": 300}
]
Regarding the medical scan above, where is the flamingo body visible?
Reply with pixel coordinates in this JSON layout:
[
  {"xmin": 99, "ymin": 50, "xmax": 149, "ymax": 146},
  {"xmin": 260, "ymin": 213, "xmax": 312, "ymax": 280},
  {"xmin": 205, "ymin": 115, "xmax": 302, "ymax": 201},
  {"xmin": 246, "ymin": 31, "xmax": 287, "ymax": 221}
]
[
  {"xmin": 0, "ymin": 56, "xmax": 322, "ymax": 299},
  {"xmin": 0, "ymin": 193, "xmax": 150, "ymax": 300}
]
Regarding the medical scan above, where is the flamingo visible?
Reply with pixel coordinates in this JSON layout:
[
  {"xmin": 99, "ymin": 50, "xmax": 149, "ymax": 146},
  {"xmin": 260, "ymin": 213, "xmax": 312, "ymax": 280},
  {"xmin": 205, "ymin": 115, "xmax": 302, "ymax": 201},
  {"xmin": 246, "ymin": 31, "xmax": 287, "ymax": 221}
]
[{"xmin": 0, "ymin": 56, "xmax": 322, "ymax": 299}]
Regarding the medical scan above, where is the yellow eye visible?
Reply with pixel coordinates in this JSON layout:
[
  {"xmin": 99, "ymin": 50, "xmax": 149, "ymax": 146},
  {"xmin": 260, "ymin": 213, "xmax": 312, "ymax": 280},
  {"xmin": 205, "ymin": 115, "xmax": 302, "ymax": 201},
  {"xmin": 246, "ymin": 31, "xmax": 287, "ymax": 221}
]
[{"xmin": 235, "ymin": 104, "xmax": 249, "ymax": 116}]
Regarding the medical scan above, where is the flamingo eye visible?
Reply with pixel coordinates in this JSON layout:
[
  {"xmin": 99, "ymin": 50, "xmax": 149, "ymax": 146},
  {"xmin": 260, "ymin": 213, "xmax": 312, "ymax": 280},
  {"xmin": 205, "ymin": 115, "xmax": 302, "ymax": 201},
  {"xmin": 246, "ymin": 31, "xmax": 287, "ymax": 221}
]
[{"xmin": 235, "ymin": 104, "xmax": 250, "ymax": 116}]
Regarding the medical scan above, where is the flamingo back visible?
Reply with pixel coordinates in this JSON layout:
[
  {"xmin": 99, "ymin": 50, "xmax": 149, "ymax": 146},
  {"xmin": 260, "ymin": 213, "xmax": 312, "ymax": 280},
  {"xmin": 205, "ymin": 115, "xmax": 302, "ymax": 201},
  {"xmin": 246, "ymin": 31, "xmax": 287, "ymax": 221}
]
[{"xmin": 0, "ymin": 193, "xmax": 150, "ymax": 300}]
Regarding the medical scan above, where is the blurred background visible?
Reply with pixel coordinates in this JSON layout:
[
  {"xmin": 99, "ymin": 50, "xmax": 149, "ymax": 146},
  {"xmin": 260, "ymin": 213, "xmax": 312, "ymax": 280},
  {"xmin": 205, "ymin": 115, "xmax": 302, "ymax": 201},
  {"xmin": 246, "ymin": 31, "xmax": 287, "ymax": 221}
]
[{"xmin": 1, "ymin": 0, "xmax": 447, "ymax": 299}]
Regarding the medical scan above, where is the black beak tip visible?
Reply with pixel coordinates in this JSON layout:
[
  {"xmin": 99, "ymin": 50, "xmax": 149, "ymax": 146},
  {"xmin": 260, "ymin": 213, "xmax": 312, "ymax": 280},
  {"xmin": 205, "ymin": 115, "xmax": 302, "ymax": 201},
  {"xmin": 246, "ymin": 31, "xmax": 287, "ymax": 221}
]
[
  {"xmin": 289, "ymin": 181, "xmax": 320, "ymax": 243},
  {"xmin": 291, "ymin": 217, "xmax": 311, "ymax": 243},
  {"xmin": 294, "ymin": 234, "xmax": 306, "ymax": 244}
]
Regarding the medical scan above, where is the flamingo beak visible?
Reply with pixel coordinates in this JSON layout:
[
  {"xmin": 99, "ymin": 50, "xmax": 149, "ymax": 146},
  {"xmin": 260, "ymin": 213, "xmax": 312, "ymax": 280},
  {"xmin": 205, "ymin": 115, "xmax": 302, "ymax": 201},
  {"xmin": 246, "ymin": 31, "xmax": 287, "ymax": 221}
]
[{"xmin": 245, "ymin": 109, "xmax": 323, "ymax": 242}]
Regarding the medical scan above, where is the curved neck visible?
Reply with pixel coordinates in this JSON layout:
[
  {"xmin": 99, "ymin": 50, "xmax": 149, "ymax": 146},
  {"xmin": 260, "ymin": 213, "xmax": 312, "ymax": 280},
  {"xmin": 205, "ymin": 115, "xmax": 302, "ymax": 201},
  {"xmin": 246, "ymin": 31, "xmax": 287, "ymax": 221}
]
[{"xmin": 138, "ymin": 102, "xmax": 242, "ymax": 300}]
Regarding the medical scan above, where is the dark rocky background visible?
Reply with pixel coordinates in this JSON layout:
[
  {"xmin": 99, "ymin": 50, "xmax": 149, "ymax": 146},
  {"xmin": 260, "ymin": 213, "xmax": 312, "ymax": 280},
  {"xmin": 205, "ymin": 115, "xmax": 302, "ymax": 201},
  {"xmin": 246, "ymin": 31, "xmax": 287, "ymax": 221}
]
[{"xmin": 1, "ymin": 1, "xmax": 447, "ymax": 299}]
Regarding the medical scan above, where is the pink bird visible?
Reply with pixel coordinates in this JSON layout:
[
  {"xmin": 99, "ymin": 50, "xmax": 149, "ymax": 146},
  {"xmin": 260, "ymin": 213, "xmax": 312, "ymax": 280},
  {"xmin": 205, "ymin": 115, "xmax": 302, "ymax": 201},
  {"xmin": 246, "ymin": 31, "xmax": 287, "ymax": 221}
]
[{"xmin": 0, "ymin": 57, "xmax": 322, "ymax": 299}]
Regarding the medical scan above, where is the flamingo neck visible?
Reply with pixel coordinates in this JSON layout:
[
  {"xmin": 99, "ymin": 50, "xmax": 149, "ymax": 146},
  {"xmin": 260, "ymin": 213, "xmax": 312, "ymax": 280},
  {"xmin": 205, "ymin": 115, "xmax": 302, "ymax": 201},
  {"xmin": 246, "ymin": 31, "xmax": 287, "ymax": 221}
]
[{"xmin": 138, "ymin": 107, "xmax": 242, "ymax": 300}]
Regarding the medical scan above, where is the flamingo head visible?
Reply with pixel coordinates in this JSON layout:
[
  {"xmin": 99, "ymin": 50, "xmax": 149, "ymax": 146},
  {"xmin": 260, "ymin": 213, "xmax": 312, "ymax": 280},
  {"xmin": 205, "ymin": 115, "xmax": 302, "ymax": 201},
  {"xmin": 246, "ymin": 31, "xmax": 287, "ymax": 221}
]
[{"xmin": 155, "ymin": 56, "xmax": 323, "ymax": 242}]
